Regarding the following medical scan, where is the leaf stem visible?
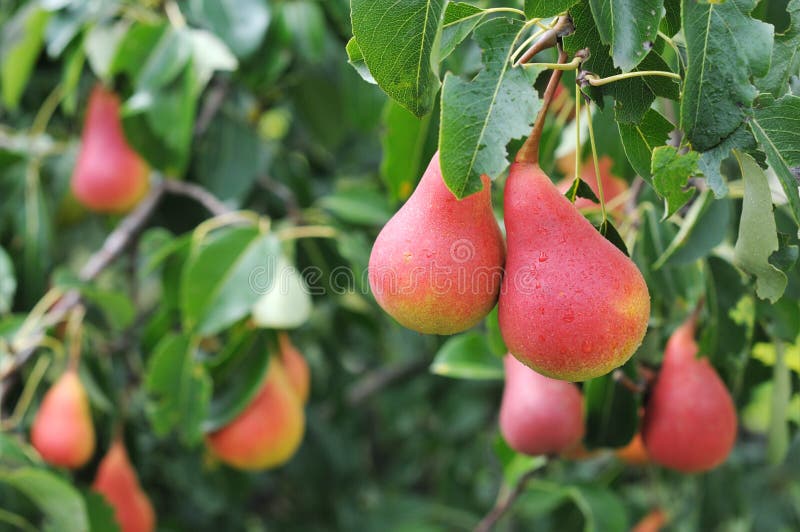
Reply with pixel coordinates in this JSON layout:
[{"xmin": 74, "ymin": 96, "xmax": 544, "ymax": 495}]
[
  {"xmin": 483, "ymin": 7, "xmax": 526, "ymax": 18},
  {"xmin": 583, "ymin": 70, "xmax": 681, "ymax": 86},
  {"xmin": 277, "ymin": 225, "xmax": 337, "ymax": 241},
  {"xmin": 521, "ymin": 55, "xmax": 581, "ymax": 70},
  {"xmin": 584, "ymin": 103, "xmax": 607, "ymax": 223}
]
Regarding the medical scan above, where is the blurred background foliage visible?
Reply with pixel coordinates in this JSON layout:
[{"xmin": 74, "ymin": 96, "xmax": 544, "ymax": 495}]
[{"xmin": 0, "ymin": 0, "xmax": 799, "ymax": 531}]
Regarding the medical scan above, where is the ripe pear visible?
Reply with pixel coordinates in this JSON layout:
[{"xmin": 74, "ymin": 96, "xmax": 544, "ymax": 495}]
[
  {"xmin": 498, "ymin": 161, "xmax": 650, "ymax": 381},
  {"xmin": 93, "ymin": 440, "xmax": 156, "ymax": 532},
  {"xmin": 632, "ymin": 508, "xmax": 667, "ymax": 532},
  {"xmin": 499, "ymin": 355, "xmax": 584, "ymax": 455},
  {"xmin": 71, "ymin": 85, "xmax": 149, "ymax": 213},
  {"xmin": 278, "ymin": 332, "xmax": 310, "ymax": 403},
  {"xmin": 30, "ymin": 369, "xmax": 95, "ymax": 468},
  {"xmin": 368, "ymin": 152, "xmax": 505, "ymax": 335},
  {"xmin": 206, "ymin": 357, "xmax": 304, "ymax": 470},
  {"xmin": 642, "ymin": 316, "xmax": 737, "ymax": 473}
]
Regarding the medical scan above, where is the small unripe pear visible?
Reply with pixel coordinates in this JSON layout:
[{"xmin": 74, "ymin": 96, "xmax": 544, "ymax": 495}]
[
  {"xmin": 278, "ymin": 332, "xmax": 310, "ymax": 403},
  {"xmin": 642, "ymin": 317, "xmax": 737, "ymax": 473},
  {"xmin": 71, "ymin": 85, "xmax": 149, "ymax": 213},
  {"xmin": 93, "ymin": 440, "xmax": 156, "ymax": 532},
  {"xmin": 206, "ymin": 358, "xmax": 305, "ymax": 470},
  {"xmin": 31, "ymin": 369, "xmax": 95, "ymax": 468},
  {"xmin": 499, "ymin": 355, "xmax": 584, "ymax": 456}
]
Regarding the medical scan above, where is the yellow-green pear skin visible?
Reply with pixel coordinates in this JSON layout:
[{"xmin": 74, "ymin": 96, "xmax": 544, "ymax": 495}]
[
  {"xmin": 498, "ymin": 162, "xmax": 650, "ymax": 381},
  {"xmin": 368, "ymin": 152, "xmax": 505, "ymax": 335}
]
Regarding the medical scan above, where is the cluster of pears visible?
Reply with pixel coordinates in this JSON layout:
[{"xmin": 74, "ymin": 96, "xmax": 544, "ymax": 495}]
[
  {"xmin": 369, "ymin": 134, "xmax": 649, "ymax": 382},
  {"xmin": 30, "ymin": 367, "xmax": 155, "ymax": 532},
  {"xmin": 206, "ymin": 333, "xmax": 309, "ymax": 470},
  {"xmin": 70, "ymin": 84, "xmax": 150, "ymax": 213},
  {"xmin": 498, "ymin": 312, "xmax": 737, "ymax": 473}
]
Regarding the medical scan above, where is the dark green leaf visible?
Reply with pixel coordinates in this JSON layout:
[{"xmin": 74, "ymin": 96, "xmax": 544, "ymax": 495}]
[
  {"xmin": 651, "ymin": 145, "xmax": 699, "ymax": 218},
  {"xmin": 617, "ymin": 108, "xmax": 673, "ymax": 182},
  {"xmin": 756, "ymin": 0, "xmax": 800, "ymax": 97},
  {"xmin": 524, "ymin": 0, "xmax": 578, "ymax": 18},
  {"xmin": 145, "ymin": 333, "xmax": 212, "ymax": 444},
  {"xmin": 440, "ymin": 2, "xmax": 485, "ymax": 60},
  {"xmin": 181, "ymin": 227, "xmax": 279, "ymax": 335},
  {"xmin": 204, "ymin": 330, "xmax": 271, "ymax": 431},
  {"xmin": 582, "ymin": 365, "xmax": 638, "ymax": 449},
  {"xmin": 318, "ymin": 187, "xmax": 392, "ymax": 226},
  {"xmin": 85, "ymin": 21, "xmax": 129, "ymax": 81},
  {"xmin": 135, "ymin": 27, "xmax": 192, "ymax": 92},
  {"xmin": 680, "ymin": 0, "xmax": 773, "ymax": 152},
  {"xmin": 345, "ymin": 38, "xmax": 375, "ymax": 84},
  {"xmin": 440, "ymin": 17, "xmax": 540, "ymax": 198},
  {"xmin": 697, "ymin": 123, "xmax": 755, "ymax": 197},
  {"xmin": 380, "ymin": 99, "xmax": 433, "ymax": 202},
  {"xmin": 750, "ymin": 94, "xmax": 800, "ymax": 226},
  {"xmin": 350, "ymin": 0, "xmax": 445, "ymax": 117},
  {"xmin": 661, "ymin": 0, "xmax": 681, "ymax": 37},
  {"xmin": 733, "ymin": 152, "xmax": 787, "ymax": 302},
  {"xmin": 589, "ymin": 0, "xmax": 663, "ymax": 72},
  {"xmin": 0, "ymin": 5, "xmax": 50, "ymax": 109},
  {"xmin": 565, "ymin": 177, "xmax": 600, "ymax": 203},
  {"xmin": 83, "ymin": 491, "xmax": 120, "ymax": 532},
  {"xmin": 0, "ymin": 468, "xmax": 89, "ymax": 532},
  {"xmin": 430, "ymin": 332, "xmax": 503, "ymax": 380}
]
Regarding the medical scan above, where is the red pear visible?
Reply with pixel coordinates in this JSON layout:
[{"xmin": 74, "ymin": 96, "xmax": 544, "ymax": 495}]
[
  {"xmin": 206, "ymin": 357, "xmax": 305, "ymax": 470},
  {"xmin": 642, "ymin": 316, "xmax": 737, "ymax": 473},
  {"xmin": 71, "ymin": 85, "xmax": 149, "ymax": 213},
  {"xmin": 499, "ymin": 355, "xmax": 584, "ymax": 455},
  {"xmin": 93, "ymin": 440, "xmax": 156, "ymax": 532},
  {"xmin": 368, "ymin": 152, "xmax": 505, "ymax": 335},
  {"xmin": 278, "ymin": 332, "xmax": 310, "ymax": 403},
  {"xmin": 31, "ymin": 369, "xmax": 95, "ymax": 468},
  {"xmin": 498, "ymin": 161, "xmax": 650, "ymax": 381}
]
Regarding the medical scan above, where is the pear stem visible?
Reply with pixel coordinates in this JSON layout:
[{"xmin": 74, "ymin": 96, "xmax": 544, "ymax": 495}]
[
  {"xmin": 516, "ymin": 47, "xmax": 568, "ymax": 164},
  {"xmin": 612, "ymin": 369, "xmax": 646, "ymax": 394}
]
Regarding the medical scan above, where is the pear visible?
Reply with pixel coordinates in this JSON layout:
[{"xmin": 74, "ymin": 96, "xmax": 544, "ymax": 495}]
[
  {"xmin": 71, "ymin": 85, "xmax": 149, "ymax": 213},
  {"xmin": 642, "ymin": 316, "xmax": 737, "ymax": 473},
  {"xmin": 251, "ymin": 254, "xmax": 312, "ymax": 329},
  {"xmin": 615, "ymin": 432, "xmax": 649, "ymax": 465},
  {"xmin": 368, "ymin": 152, "xmax": 505, "ymax": 335},
  {"xmin": 206, "ymin": 357, "xmax": 304, "ymax": 470},
  {"xmin": 278, "ymin": 332, "xmax": 310, "ymax": 403},
  {"xmin": 93, "ymin": 440, "xmax": 156, "ymax": 532},
  {"xmin": 631, "ymin": 508, "xmax": 667, "ymax": 532},
  {"xmin": 498, "ymin": 161, "xmax": 650, "ymax": 381},
  {"xmin": 30, "ymin": 369, "xmax": 95, "ymax": 468},
  {"xmin": 499, "ymin": 355, "xmax": 584, "ymax": 456}
]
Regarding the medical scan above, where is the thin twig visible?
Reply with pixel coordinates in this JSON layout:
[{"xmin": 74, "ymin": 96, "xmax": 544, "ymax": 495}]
[
  {"xmin": 346, "ymin": 358, "xmax": 430, "ymax": 406},
  {"xmin": 474, "ymin": 466, "xmax": 545, "ymax": 532},
  {"xmin": 162, "ymin": 179, "xmax": 232, "ymax": 216}
]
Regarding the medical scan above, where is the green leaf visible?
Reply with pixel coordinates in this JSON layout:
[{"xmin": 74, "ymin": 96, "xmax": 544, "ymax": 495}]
[
  {"xmin": 345, "ymin": 38, "xmax": 375, "ymax": 84},
  {"xmin": 380, "ymin": 99, "xmax": 433, "ymax": 202},
  {"xmin": 109, "ymin": 21, "xmax": 166, "ymax": 78},
  {"xmin": 697, "ymin": 123, "xmax": 755, "ymax": 197},
  {"xmin": 524, "ymin": 0, "xmax": 579, "ymax": 18},
  {"xmin": 651, "ymin": 145, "xmax": 699, "ymax": 219},
  {"xmin": 0, "ymin": 434, "xmax": 37, "ymax": 467},
  {"xmin": 350, "ymin": 0, "xmax": 445, "ymax": 117},
  {"xmin": 0, "ymin": 468, "xmax": 89, "ymax": 532},
  {"xmin": 204, "ymin": 330, "xmax": 271, "ymax": 431},
  {"xmin": 135, "ymin": 26, "xmax": 193, "ymax": 92},
  {"xmin": 661, "ymin": 0, "xmax": 681, "ymax": 37},
  {"xmin": 188, "ymin": 29, "xmax": 238, "ymax": 89},
  {"xmin": 83, "ymin": 491, "xmax": 120, "ymax": 532},
  {"xmin": 617, "ymin": 108, "xmax": 673, "ymax": 182},
  {"xmin": 733, "ymin": 152, "xmax": 787, "ymax": 302},
  {"xmin": 439, "ymin": 2, "xmax": 485, "ymax": 60},
  {"xmin": 0, "ymin": 5, "xmax": 50, "ymax": 109},
  {"xmin": 756, "ymin": 0, "xmax": 800, "ymax": 97},
  {"xmin": 430, "ymin": 332, "xmax": 503, "ymax": 380},
  {"xmin": 186, "ymin": 0, "xmax": 270, "ymax": 58},
  {"xmin": 145, "ymin": 333, "xmax": 212, "ymax": 444},
  {"xmin": 750, "ymin": 94, "xmax": 800, "ymax": 227},
  {"xmin": 569, "ymin": 484, "xmax": 629, "ymax": 532},
  {"xmin": 493, "ymin": 436, "xmax": 548, "ymax": 485},
  {"xmin": 318, "ymin": 187, "xmax": 392, "ymax": 226},
  {"xmin": 0, "ymin": 246, "xmax": 16, "ymax": 314},
  {"xmin": 181, "ymin": 227, "xmax": 279, "ymax": 335},
  {"xmin": 589, "ymin": 0, "xmax": 663, "ymax": 72},
  {"xmin": 582, "ymin": 365, "xmax": 638, "ymax": 449},
  {"xmin": 440, "ymin": 17, "xmax": 540, "ymax": 198},
  {"xmin": 652, "ymin": 190, "xmax": 731, "ymax": 268},
  {"xmin": 680, "ymin": 0, "xmax": 773, "ymax": 152},
  {"xmin": 79, "ymin": 287, "xmax": 136, "ymax": 332},
  {"xmin": 768, "ymin": 341, "xmax": 792, "ymax": 464},
  {"xmin": 566, "ymin": 178, "xmax": 600, "ymax": 204}
]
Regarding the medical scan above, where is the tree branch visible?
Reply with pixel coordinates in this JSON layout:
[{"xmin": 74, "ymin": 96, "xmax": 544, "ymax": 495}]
[
  {"xmin": 345, "ymin": 357, "xmax": 430, "ymax": 406},
  {"xmin": 162, "ymin": 179, "xmax": 231, "ymax": 216}
]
